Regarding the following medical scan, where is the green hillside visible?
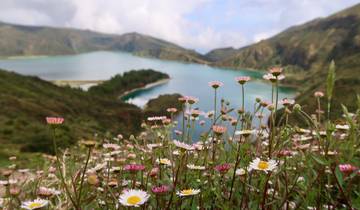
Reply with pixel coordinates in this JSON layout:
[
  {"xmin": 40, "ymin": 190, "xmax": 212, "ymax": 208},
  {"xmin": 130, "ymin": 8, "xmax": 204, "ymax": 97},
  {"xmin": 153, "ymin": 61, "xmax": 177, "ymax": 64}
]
[
  {"xmin": 0, "ymin": 22, "xmax": 208, "ymax": 63},
  {"xmin": 209, "ymin": 3, "xmax": 360, "ymax": 116},
  {"xmin": 0, "ymin": 69, "xmax": 168, "ymax": 157}
]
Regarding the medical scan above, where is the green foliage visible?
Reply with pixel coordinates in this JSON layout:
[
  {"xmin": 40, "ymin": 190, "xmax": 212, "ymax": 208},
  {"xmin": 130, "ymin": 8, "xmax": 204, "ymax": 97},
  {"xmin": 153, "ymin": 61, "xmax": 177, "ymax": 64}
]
[
  {"xmin": 89, "ymin": 69, "xmax": 169, "ymax": 97},
  {"xmin": 326, "ymin": 61, "xmax": 336, "ymax": 119},
  {"xmin": 326, "ymin": 60, "xmax": 336, "ymax": 101},
  {"xmin": 0, "ymin": 69, "xmax": 143, "ymax": 154},
  {"xmin": 144, "ymin": 93, "xmax": 183, "ymax": 118}
]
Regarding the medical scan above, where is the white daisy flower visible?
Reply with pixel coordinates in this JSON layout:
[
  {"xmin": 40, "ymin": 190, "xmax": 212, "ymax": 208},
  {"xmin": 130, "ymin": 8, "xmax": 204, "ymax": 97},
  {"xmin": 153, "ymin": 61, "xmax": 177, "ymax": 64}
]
[
  {"xmin": 335, "ymin": 124, "xmax": 350, "ymax": 130},
  {"xmin": 110, "ymin": 167, "xmax": 121, "ymax": 173},
  {"xmin": 192, "ymin": 142, "xmax": 204, "ymax": 151},
  {"xmin": 87, "ymin": 162, "xmax": 107, "ymax": 173},
  {"xmin": 312, "ymin": 131, "xmax": 328, "ymax": 137},
  {"xmin": 103, "ymin": 143, "xmax": 121, "ymax": 150},
  {"xmin": 156, "ymin": 158, "xmax": 172, "ymax": 166},
  {"xmin": 173, "ymin": 140, "xmax": 194, "ymax": 151},
  {"xmin": 9, "ymin": 179, "xmax": 18, "ymax": 184},
  {"xmin": 0, "ymin": 180, "xmax": 8, "ymax": 185},
  {"xmin": 21, "ymin": 198, "xmax": 49, "ymax": 210},
  {"xmin": 256, "ymin": 130, "xmax": 269, "ymax": 139},
  {"xmin": 187, "ymin": 164, "xmax": 206, "ymax": 170},
  {"xmin": 104, "ymin": 157, "xmax": 115, "ymax": 162},
  {"xmin": 110, "ymin": 150, "xmax": 122, "ymax": 156},
  {"xmin": 297, "ymin": 128, "xmax": 311, "ymax": 134},
  {"xmin": 18, "ymin": 169, "xmax": 30, "ymax": 173},
  {"xmin": 342, "ymin": 112, "xmax": 356, "ymax": 118},
  {"xmin": 37, "ymin": 187, "xmax": 61, "ymax": 197},
  {"xmin": 172, "ymin": 150, "xmax": 180, "ymax": 156},
  {"xmin": 235, "ymin": 130, "xmax": 255, "ymax": 137},
  {"xmin": 249, "ymin": 158, "xmax": 277, "ymax": 173},
  {"xmin": 147, "ymin": 143, "xmax": 162, "ymax": 150},
  {"xmin": 119, "ymin": 189, "xmax": 150, "ymax": 207},
  {"xmin": 293, "ymin": 135, "xmax": 312, "ymax": 142},
  {"xmin": 235, "ymin": 168, "xmax": 246, "ymax": 176},
  {"xmin": 177, "ymin": 189, "xmax": 201, "ymax": 197}
]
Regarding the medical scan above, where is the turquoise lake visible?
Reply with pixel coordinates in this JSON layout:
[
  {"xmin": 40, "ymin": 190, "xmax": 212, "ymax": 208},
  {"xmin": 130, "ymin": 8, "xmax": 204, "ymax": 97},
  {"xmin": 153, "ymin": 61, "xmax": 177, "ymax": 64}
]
[{"xmin": 0, "ymin": 51, "xmax": 296, "ymax": 138}]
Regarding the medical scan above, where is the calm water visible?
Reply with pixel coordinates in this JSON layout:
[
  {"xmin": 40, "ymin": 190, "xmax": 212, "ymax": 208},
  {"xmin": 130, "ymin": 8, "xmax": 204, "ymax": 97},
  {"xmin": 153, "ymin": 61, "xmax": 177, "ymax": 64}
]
[{"xmin": 0, "ymin": 51, "xmax": 295, "ymax": 138}]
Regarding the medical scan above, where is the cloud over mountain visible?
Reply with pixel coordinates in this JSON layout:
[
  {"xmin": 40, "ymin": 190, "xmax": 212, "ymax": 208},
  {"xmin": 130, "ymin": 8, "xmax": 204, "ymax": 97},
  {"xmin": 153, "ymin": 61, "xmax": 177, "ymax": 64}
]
[{"xmin": 1, "ymin": 0, "xmax": 358, "ymax": 51}]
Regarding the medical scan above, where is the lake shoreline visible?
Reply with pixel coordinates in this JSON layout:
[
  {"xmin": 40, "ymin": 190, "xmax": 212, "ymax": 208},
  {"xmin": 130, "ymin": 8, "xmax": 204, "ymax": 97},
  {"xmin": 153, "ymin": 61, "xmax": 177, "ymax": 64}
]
[
  {"xmin": 0, "ymin": 51, "xmax": 300, "ymax": 90},
  {"xmin": 119, "ymin": 78, "xmax": 171, "ymax": 99}
]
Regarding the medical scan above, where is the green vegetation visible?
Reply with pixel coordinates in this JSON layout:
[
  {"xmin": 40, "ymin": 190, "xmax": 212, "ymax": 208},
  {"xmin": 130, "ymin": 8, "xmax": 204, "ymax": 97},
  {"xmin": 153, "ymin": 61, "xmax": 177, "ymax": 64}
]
[
  {"xmin": 88, "ymin": 69, "xmax": 169, "ymax": 98},
  {"xmin": 0, "ymin": 69, "xmax": 163, "ymax": 156},
  {"xmin": 1, "ymin": 67, "xmax": 359, "ymax": 209},
  {"xmin": 144, "ymin": 93, "xmax": 183, "ymax": 118}
]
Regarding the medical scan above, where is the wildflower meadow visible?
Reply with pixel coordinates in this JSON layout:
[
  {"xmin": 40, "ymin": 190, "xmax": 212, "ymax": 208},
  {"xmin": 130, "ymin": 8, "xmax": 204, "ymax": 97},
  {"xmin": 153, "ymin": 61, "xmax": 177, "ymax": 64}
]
[{"xmin": 0, "ymin": 64, "xmax": 359, "ymax": 210}]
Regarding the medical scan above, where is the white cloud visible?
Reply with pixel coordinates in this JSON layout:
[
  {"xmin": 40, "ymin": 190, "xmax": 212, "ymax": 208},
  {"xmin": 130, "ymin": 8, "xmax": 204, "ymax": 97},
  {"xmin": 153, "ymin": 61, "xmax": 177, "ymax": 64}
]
[
  {"xmin": 0, "ymin": 0, "xmax": 358, "ymax": 51},
  {"xmin": 253, "ymin": 30, "xmax": 279, "ymax": 43}
]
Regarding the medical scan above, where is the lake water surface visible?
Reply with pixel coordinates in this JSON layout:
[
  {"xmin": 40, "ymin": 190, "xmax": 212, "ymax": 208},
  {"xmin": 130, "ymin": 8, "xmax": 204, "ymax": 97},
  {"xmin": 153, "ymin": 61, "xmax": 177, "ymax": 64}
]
[{"xmin": 0, "ymin": 51, "xmax": 296, "ymax": 138}]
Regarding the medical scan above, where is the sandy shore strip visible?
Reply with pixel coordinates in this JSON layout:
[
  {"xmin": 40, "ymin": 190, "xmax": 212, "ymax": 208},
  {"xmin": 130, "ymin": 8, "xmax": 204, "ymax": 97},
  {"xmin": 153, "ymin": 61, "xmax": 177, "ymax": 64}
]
[
  {"xmin": 51, "ymin": 80, "xmax": 104, "ymax": 89},
  {"xmin": 120, "ymin": 78, "xmax": 170, "ymax": 99},
  {"xmin": 51, "ymin": 78, "xmax": 170, "ymax": 95},
  {"xmin": 1, "ymin": 55, "xmax": 49, "ymax": 60}
]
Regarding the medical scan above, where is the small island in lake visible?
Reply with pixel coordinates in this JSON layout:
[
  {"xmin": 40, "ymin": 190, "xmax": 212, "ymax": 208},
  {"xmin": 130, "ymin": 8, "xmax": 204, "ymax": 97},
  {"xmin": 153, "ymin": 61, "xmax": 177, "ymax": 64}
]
[{"xmin": 88, "ymin": 69, "xmax": 170, "ymax": 98}]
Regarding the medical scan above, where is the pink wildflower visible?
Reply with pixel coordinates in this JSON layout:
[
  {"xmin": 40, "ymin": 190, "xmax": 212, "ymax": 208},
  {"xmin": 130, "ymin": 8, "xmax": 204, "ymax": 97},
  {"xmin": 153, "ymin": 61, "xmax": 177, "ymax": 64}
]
[
  {"xmin": 123, "ymin": 164, "xmax": 145, "ymax": 172},
  {"xmin": 103, "ymin": 143, "xmax": 120, "ymax": 150},
  {"xmin": 152, "ymin": 185, "xmax": 171, "ymax": 195},
  {"xmin": 166, "ymin": 108, "xmax": 178, "ymax": 113},
  {"xmin": 208, "ymin": 81, "xmax": 223, "ymax": 89},
  {"xmin": 277, "ymin": 150, "xmax": 293, "ymax": 157},
  {"xmin": 263, "ymin": 73, "xmax": 285, "ymax": 82},
  {"xmin": 235, "ymin": 76, "xmax": 251, "ymax": 85},
  {"xmin": 339, "ymin": 164, "xmax": 358, "ymax": 174},
  {"xmin": 185, "ymin": 96, "xmax": 199, "ymax": 104},
  {"xmin": 212, "ymin": 125, "xmax": 227, "ymax": 135},
  {"xmin": 314, "ymin": 91, "xmax": 324, "ymax": 98},
  {"xmin": 269, "ymin": 66, "xmax": 283, "ymax": 76},
  {"xmin": 214, "ymin": 163, "xmax": 231, "ymax": 173},
  {"xmin": 149, "ymin": 167, "xmax": 159, "ymax": 177},
  {"xmin": 281, "ymin": 98, "xmax": 295, "ymax": 106},
  {"xmin": 46, "ymin": 117, "xmax": 64, "ymax": 125}
]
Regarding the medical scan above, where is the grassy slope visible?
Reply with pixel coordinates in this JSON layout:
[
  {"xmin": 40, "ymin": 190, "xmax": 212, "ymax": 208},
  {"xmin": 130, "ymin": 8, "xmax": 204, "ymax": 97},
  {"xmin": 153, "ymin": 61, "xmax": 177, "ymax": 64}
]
[
  {"xmin": 0, "ymin": 69, "xmax": 184, "ymax": 167},
  {"xmin": 0, "ymin": 69, "xmax": 144, "ymax": 156},
  {"xmin": 144, "ymin": 93, "xmax": 183, "ymax": 118},
  {"xmin": 0, "ymin": 22, "xmax": 208, "ymax": 63}
]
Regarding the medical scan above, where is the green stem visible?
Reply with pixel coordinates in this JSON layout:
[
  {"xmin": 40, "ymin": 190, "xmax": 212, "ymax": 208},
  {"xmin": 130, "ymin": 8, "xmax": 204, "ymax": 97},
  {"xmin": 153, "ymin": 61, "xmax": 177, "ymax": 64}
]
[
  {"xmin": 77, "ymin": 147, "xmax": 92, "ymax": 206},
  {"xmin": 182, "ymin": 103, "xmax": 186, "ymax": 142},
  {"xmin": 228, "ymin": 136, "xmax": 244, "ymax": 200},
  {"xmin": 52, "ymin": 128, "xmax": 78, "ymax": 209}
]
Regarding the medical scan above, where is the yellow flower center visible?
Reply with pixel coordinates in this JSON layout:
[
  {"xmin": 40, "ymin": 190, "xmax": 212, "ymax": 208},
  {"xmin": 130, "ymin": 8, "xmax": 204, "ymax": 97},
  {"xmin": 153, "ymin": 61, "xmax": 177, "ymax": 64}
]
[
  {"xmin": 258, "ymin": 161, "xmax": 269, "ymax": 170},
  {"xmin": 29, "ymin": 203, "xmax": 42, "ymax": 208},
  {"xmin": 127, "ymin": 195, "xmax": 141, "ymax": 205},
  {"xmin": 160, "ymin": 159, "xmax": 168, "ymax": 164},
  {"xmin": 181, "ymin": 189, "xmax": 193, "ymax": 195}
]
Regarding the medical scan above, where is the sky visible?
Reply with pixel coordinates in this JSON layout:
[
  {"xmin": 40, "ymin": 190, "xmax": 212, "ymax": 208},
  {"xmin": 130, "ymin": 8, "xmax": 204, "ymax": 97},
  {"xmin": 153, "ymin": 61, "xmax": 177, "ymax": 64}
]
[{"xmin": 1, "ymin": 0, "xmax": 359, "ymax": 52}]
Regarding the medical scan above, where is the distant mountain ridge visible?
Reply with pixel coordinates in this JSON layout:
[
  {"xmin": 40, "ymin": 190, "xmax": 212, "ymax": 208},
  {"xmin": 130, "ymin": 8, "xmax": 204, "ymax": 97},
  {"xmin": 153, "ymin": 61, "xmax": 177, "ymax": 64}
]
[
  {"xmin": 209, "ymin": 3, "xmax": 360, "ymax": 71},
  {"xmin": 0, "ymin": 21, "xmax": 208, "ymax": 63},
  {"xmin": 208, "ymin": 3, "xmax": 360, "ymax": 117}
]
